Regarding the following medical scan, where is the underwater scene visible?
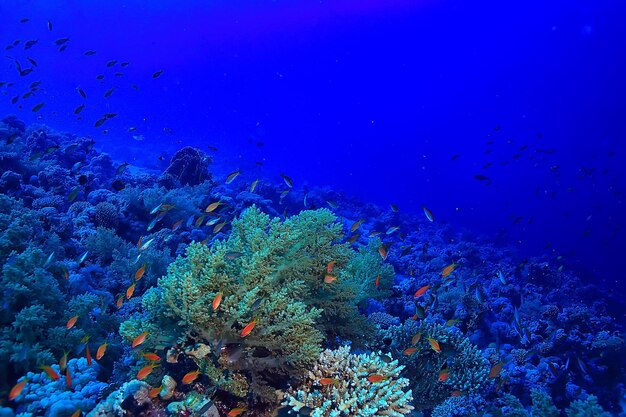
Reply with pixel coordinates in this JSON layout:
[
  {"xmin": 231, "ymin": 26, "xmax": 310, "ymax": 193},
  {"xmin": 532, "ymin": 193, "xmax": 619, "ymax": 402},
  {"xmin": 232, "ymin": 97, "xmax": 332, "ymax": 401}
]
[{"xmin": 0, "ymin": 0, "xmax": 625, "ymax": 416}]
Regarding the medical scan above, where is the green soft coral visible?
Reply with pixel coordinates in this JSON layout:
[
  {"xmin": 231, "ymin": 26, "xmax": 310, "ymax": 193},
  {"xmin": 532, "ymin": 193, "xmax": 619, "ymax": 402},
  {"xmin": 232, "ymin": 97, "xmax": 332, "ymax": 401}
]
[{"xmin": 123, "ymin": 206, "xmax": 385, "ymax": 402}]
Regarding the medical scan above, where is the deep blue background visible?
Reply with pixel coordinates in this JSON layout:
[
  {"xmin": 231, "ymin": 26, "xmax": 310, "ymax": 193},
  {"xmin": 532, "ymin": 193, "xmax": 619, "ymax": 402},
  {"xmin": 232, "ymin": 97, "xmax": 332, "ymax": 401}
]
[{"xmin": 1, "ymin": 0, "xmax": 625, "ymax": 291}]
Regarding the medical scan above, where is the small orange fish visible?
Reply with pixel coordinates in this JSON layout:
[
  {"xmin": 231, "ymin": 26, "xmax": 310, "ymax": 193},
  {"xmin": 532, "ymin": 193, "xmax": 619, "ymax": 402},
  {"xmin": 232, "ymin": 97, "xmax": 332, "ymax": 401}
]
[
  {"xmin": 403, "ymin": 347, "xmax": 418, "ymax": 355},
  {"xmin": 423, "ymin": 206, "xmax": 434, "ymax": 222},
  {"xmin": 148, "ymin": 385, "xmax": 162, "ymax": 398},
  {"xmin": 96, "ymin": 342, "xmax": 108, "ymax": 360},
  {"xmin": 132, "ymin": 331, "xmax": 149, "ymax": 348},
  {"xmin": 227, "ymin": 408, "xmax": 247, "ymax": 417},
  {"xmin": 348, "ymin": 233, "xmax": 360, "ymax": 244},
  {"xmin": 141, "ymin": 352, "xmax": 161, "ymax": 362},
  {"xmin": 182, "ymin": 369, "xmax": 201, "ymax": 384},
  {"xmin": 66, "ymin": 315, "xmax": 78, "ymax": 329},
  {"xmin": 488, "ymin": 361, "xmax": 504, "ymax": 379},
  {"xmin": 65, "ymin": 368, "xmax": 72, "ymax": 388},
  {"xmin": 63, "ymin": 268, "xmax": 69, "ymax": 280},
  {"xmin": 367, "ymin": 374, "xmax": 387, "ymax": 383},
  {"xmin": 205, "ymin": 201, "xmax": 221, "ymax": 212},
  {"xmin": 134, "ymin": 264, "xmax": 146, "ymax": 281},
  {"xmin": 172, "ymin": 219, "xmax": 184, "ymax": 231},
  {"xmin": 413, "ymin": 285, "xmax": 430, "ymax": 298},
  {"xmin": 212, "ymin": 292, "xmax": 223, "ymax": 311},
  {"xmin": 451, "ymin": 391, "xmax": 463, "ymax": 397},
  {"xmin": 137, "ymin": 236, "xmax": 143, "ymax": 248},
  {"xmin": 326, "ymin": 260, "xmax": 336, "ymax": 273},
  {"xmin": 319, "ymin": 377, "xmax": 339, "ymax": 386},
  {"xmin": 59, "ymin": 351, "xmax": 68, "ymax": 371},
  {"xmin": 39, "ymin": 365, "xmax": 60, "ymax": 380},
  {"xmin": 85, "ymin": 344, "xmax": 92, "ymax": 365},
  {"xmin": 136, "ymin": 364, "xmax": 157, "ymax": 380},
  {"xmin": 350, "ymin": 219, "xmax": 363, "ymax": 232},
  {"xmin": 411, "ymin": 333, "xmax": 422, "ymax": 345},
  {"xmin": 116, "ymin": 295, "xmax": 124, "ymax": 309},
  {"xmin": 375, "ymin": 274, "xmax": 380, "ymax": 287},
  {"xmin": 213, "ymin": 221, "xmax": 227, "ymax": 233},
  {"xmin": 126, "ymin": 283, "xmax": 136, "ymax": 299},
  {"xmin": 225, "ymin": 169, "xmax": 241, "ymax": 184},
  {"xmin": 427, "ymin": 338, "xmax": 441, "ymax": 353},
  {"xmin": 71, "ymin": 409, "xmax": 81, "ymax": 417},
  {"xmin": 324, "ymin": 274, "xmax": 337, "ymax": 284},
  {"xmin": 378, "ymin": 244, "xmax": 387, "ymax": 260},
  {"xmin": 441, "ymin": 263, "xmax": 456, "ymax": 278},
  {"xmin": 9, "ymin": 379, "xmax": 28, "ymax": 401},
  {"xmin": 241, "ymin": 319, "xmax": 257, "ymax": 337},
  {"xmin": 438, "ymin": 368, "xmax": 449, "ymax": 382}
]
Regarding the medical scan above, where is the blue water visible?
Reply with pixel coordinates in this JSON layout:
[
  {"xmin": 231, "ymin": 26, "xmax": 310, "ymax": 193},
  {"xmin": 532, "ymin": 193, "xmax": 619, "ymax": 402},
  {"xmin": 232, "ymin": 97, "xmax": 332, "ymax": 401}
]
[{"xmin": 1, "ymin": 0, "xmax": 625, "ymax": 415}]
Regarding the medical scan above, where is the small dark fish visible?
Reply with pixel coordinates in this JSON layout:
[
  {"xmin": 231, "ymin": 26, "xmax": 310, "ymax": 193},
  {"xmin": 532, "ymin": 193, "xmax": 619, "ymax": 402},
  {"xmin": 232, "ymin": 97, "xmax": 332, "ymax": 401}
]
[
  {"xmin": 116, "ymin": 162, "xmax": 129, "ymax": 176},
  {"xmin": 103, "ymin": 113, "xmax": 117, "ymax": 119},
  {"xmin": 31, "ymin": 102, "xmax": 45, "ymax": 112},
  {"xmin": 24, "ymin": 40, "xmax": 38, "ymax": 49},
  {"xmin": 5, "ymin": 45, "xmax": 14, "ymax": 50},
  {"xmin": 76, "ymin": 87, "xmax": 87, "ymax": 98},
  {"xmin": 96, "ymin": 74, "xmax": 105, "ymax": 80},
  {"xmin": 29, "ymin": 81, "xmax": 41, "ymax": 89},
  {"xmin": 379, "ymin": 354, "xmax": 392, "ymax": 363},
  {"xmin": 131, "ymin": 84, "xmax": 139, "ymax": 90},
  {"xmin": 121, "ymin": 62, "xmax": 129, "ymax": 67},
  {"xmin": 68, "ymin": 187, "xmax": 80, "ymax": 202},
  {"xmin": 84, "ymin": 50, "xmax": 97, "ymax": 56},
  {"xmin": 11, "ymin": 96, "xmax": 19, "ymax": 104},
  {"xmin": 103, "ymin": 88, "xmax": 115, "ymax": 98},
  {"xmin": 251, "ymin": 298, "xmax": 263, "ymax": 310},
  {"xmin": 512, "ymin": 153, "xmax": 522, "ymax": 159},
  {"xmin": 78, "ymin": 175, "xmax": 88, "ymax": 185},
  {"xmin": 74, "ymin": 104, "xmax": 85, "ymax": 115},
  {"xmin": 114, "ymin": 72, "xmax": 124, "ymax": 77},
  {"xmin": 225, "ymin": 251, "xmax": 244, "ymax": 260},
  {"xmin": 46, "ymin": 145, "xmax": 59, "ymax": 153},
  {"xmin": 58, "ymin": 44, "xmax": 68, "ymax": 52},
  {"xmin": 20, "ymin": 18, "xmax": 30, "ymax": 23},
  {"xmin": 152, "ymin": 69, "xmax": 164, "ymax": 78},
  {"xmin": 111, "ymin": 179, "xmax": 125, "ymax": 191},
  {"xmin": 94, "ymin": 118, "xmax": 107, "ymax": 127},
  {"xmin": 482, "ymin": 162, "xmax": 493, "ymax": 169},
  {"xmin": 299, "ymin": 406, "xmax": 314, "ymax": 416},
  {"xmin": 451, "ymin": 154, "xmax": 460, "ymax": 161},
  {"xmin": 55, "ymin": 38, "xmax": 70, "ymax": 45},
  {"xmin": 22, "ymin": 91, "xmax": 34, "ymax": 99},
  {"xmin": 48, "ymin": 20, "xmax": 52, "ymax": 31},
  {"xmin": 474, "ymin": 174, "xmax": 491, "ymax": 181},
  {"xmin": 106, "ymin": 60, "xmax": 118, "ymax": 67},
  {"xmin": 26, "ymin": 57, "xmax": 37, "ymax": 67}
]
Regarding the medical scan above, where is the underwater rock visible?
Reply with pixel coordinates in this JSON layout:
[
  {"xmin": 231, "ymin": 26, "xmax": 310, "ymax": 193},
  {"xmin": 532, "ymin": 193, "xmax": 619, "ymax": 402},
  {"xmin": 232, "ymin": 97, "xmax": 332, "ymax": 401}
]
[
  {"xmin": 0, "ymin": 170, "xmax": 21, "ymax": 192},
  {"xmin": 159, "ymin": 146, "xmax": 211, "ymax": 188},
  {"xmin": 160, "ymin": 375, "xmax": 177, "ymax": 400}
]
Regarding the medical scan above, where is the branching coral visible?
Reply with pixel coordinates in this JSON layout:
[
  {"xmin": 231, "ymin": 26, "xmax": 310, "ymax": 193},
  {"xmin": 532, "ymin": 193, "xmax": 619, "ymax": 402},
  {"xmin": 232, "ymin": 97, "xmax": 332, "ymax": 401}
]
[
  {"xmin": 384, "ymin": 320, "xmax": 489, "ymax": 410},
  {"xmin": 284, "ymin": 346, "xmax": 414, "ymax": 416}
]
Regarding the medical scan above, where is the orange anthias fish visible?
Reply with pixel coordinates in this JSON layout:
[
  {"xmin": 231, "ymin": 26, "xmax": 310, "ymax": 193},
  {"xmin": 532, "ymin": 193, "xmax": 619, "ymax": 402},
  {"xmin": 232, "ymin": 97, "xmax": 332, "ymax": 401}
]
[
  {"xmin": 427, "ymin": 338, "xmax": 441, "ymax": 353},
  {"xmin": 488, "ymin": 361, "xmax": 504, "ymax": 379},
  {"xmin": 326, "ymin": 260, "xmax": 336, "ymax": 273},
  {"xmin": 378, "ymin": 243, "xmax": 387, "ymax": 260},
  {"xmin": 148, "ymin": 385, "xmax": 162, "ymax": 398},
  {"xmin": 411, "ymin": 333, "xmax": 422, "ymax": 345},
  {"xmin": 413, "ymin": 284, "xmax": 430, "ymax": 298},
  {"xmin": 205, "ymin": 201, "xmax": 221, "ymax": 212},
  {"xmin": 240, "ymin": 319, "xmax": 257, "ymax": 337},
  {"xmin": 9, "ymin": 379, "xmax": 28, "ymax": 401},
  {"xmin": 438, "ymin": 368, "xmax": 449, "ymax": 382},
  {"xmin": 71, "ymin": 409, "xmax": 81, "ymax": 417},
  {"xmin": 375, "ymin": 274, "xmax": 380, "ymax": 287},
  {"xmin": 96, "ymin": 342, "xmax": 108, "ymax": 360},
  {"xmin": 134, "ymin": 264, "xmax": 146, "ymax": 281},
  {"xmin": 85, "ymin": 344, "xmax": 92, "ymax": 366},
  {"xmin": 182, "ymin": 369, "xmax": 201, "ymax": 384},
  {"xmin": 66, "ymin": 315, "xmax": 78, "ymax": 329},
  {"xmin": 422, "ymin": 205, "xmax": 434, "ymax": 222},
  {"xmin": 137, "ymin": 364, "xmax": 157, "ymax": 380},
  {"xmin": 141, "ymin": 352, "xmax": 161, "ymax": 362},
  {"xmin": 319, "ymin": 377, "xmax": 339, "ymax": 386},
  {"xmin": 324, "ymin": 274, "xmax": 337, "ymax": 284},
  {"xmin": 59, "ymin": 351, "xmax": 68, "ymax": 372},
  {"xmin": 212, "ymin": 292, "xmax": 223, "ymax": 311},
  {"xmin": 441, "ymin": 263, "xmax": 456, "ymax": 278},
  {"xmin": 350, "ymin": 219, "xmax": 363, "ymax": 232},
  {"xmin": 65, "ymin": 368, "xmax": 72, "ymax": 388},
  {"xmin": 172, "ymin": 219, "xmax": 184, "ymax": 231},
  {"xmin": 126, "ymin": 283, "xmax": 136, "ymax": 299},
  {"xmin": 367, "ymin": 374, "xmax": 388, "ymax": 383},
  {"xmin": 132, "ymin": 331, "xmax": 149, "ymax": 348},
  {"xmin": 39, "ymin": 365, "xmax": 60, "ymax": 380},
  {"xmin": 116, "ymin": 295, "xmax": 124, "ymax": 309},
  {"xmin": 227, "ymin": 408, "xmax": 247, "ymax": 417},
  {"xmin": 403, "ymin": 347, "xmax": 418, "ymax": 355}
]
